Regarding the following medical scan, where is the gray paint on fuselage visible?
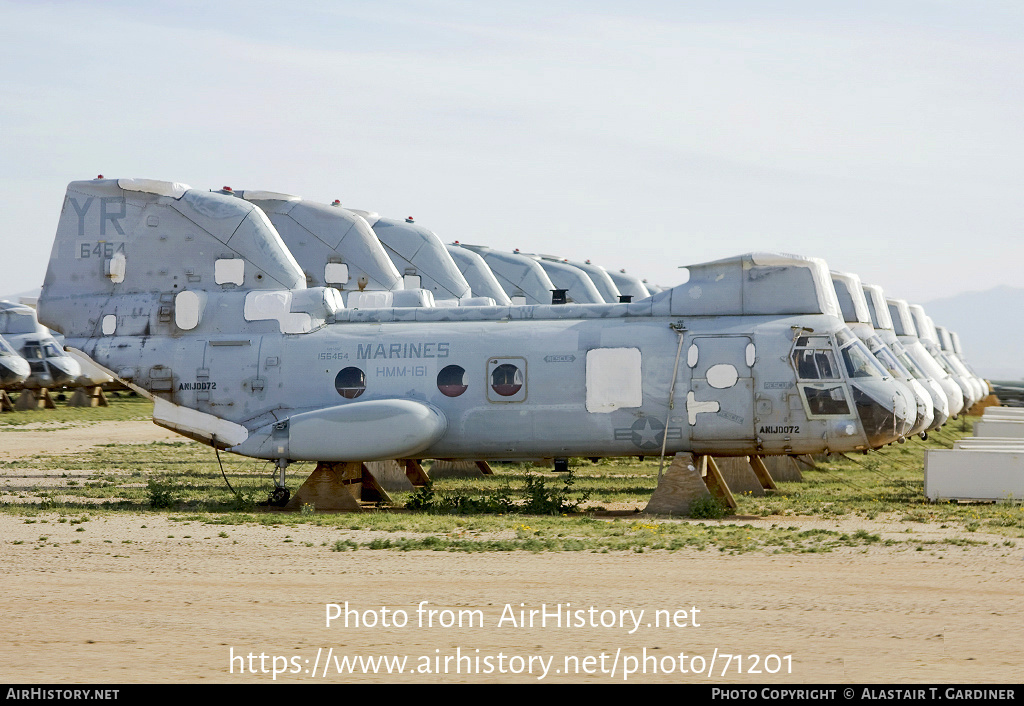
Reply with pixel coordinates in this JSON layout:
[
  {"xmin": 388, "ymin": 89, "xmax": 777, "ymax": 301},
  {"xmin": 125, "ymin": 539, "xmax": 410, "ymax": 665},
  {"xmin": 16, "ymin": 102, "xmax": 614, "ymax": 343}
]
[{"xmin": 41, "ymin": 179, "xmax": 914, "ymax": 467}]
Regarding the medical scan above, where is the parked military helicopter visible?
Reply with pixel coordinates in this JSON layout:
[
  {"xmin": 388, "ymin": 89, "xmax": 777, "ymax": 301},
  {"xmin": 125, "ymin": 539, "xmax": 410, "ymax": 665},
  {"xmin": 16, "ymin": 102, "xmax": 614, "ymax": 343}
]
[
  {"xmin": 530, "ymin": 255, "xmax": 605, "ymax": 304},
  {"xmin": 830, "ymin": 271, "xmax": 933, "ymax": 436},
  {"xmin": 887, "ymin": 298, "xmax": 965, "ymax": 419},
  {"xmin": 563, "ymin": 258, "xmax": 622, "ymax": 303},
  {"xmin": 350, "ymin": 209, "xmax": 471, "ymax": 305},
  {"xmin": 444, "ymin": 244, "xmax": 510, "ymax": 305},
  {"xmin": 608, "ymin": 269, "xmax": 651, "ymax": 302},
  {"xmin": 861, "ymin": 283, "xmax": 950, "ymax": 431},
  {"xmin": 0, "ymin": 334, "xmax": 30, "ymax": 389},
  {"xmin": 39, "ymin": 178, "xmax": 913, "ymax": 504},
  {"xmin": 231, "ymin": 190, "xmax": 402, "ymax": 301},
  {"xmin": 907, "ymin": 305, "xmax": 982, "ymax": 410},
  {"xmin": 0, "ymin": 300, "xmax": 81, "ymax": 390},
  {"xmin": 935, "ymin": 325, "xmax": 988, "ymax": 403},
  {"xmin": 449, "ymin": 243, "xmax": 558, "ymax": 305},
  {"xmin": 234, "ymin": 200, "xmax": 660, "ymax": 471}
]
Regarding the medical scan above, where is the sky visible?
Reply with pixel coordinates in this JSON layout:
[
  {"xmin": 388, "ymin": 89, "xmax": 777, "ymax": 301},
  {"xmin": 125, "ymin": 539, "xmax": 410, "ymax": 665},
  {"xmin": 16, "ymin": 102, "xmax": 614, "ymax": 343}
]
[{"xmin": 2, "ymin": 0, "xmax": 1023, "ymax": 302}]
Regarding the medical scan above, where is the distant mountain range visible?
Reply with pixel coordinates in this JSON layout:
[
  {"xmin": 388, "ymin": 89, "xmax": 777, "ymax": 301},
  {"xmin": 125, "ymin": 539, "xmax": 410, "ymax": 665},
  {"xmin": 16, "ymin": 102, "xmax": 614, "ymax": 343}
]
[
  {"xmin": 5, "ymin": 285, "xmax": 1019, "ymax": 380},
  {"xmin": 0, "ymin": 288, "xmax": 40, "ymax": 305},
  {"xmin": 923, "ymin": 285, "xmax": 1024, "ymax": 382}
]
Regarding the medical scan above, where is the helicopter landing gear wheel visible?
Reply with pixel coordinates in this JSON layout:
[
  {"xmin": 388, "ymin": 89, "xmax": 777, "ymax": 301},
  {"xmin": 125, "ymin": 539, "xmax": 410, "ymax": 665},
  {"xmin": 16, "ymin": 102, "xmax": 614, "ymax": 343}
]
[
  {"xmin": 265, "ymin": 458, "xmax": 292, "ymax": 506},
  {"xmin": 268, "ymin": 486, "xmax": 290, "ymax": 507}
]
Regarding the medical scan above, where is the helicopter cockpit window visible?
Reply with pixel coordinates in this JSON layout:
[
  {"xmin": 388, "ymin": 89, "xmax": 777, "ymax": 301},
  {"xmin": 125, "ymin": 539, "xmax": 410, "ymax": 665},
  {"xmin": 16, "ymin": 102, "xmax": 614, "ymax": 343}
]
[
  {"xmin": 839, "ymin": 339, "xmax": 887, "ymax": 379},
  {"xmin": 3, "ymin": 311, "xmax": 38, "ymax": 334},
  {"xmin": 791, "ymin": 337, "xmax": 839, "ymax": 381},
  {"xmin": 869, "ymin": 341, "xmax": 906, "ymax": 377},
  {"xmin": 802, "ymin": 384, "xmax": 852, "ymax": 415},
  {"xmin": 890, "ymin": 341, "xmax": 925, "ymax": 378},
  {"xmin": 792, "ymin": 333, "xmax": 852, "ymax": 416},
  {"xmin": 834, "ymin": 329, "xmax": 856, "ymax": 348}
]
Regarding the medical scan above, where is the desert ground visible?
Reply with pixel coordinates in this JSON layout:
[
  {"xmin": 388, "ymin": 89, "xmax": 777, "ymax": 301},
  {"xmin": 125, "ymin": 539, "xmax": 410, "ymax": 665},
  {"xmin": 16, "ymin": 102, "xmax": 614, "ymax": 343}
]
[{"xmin": 1, "ymin": 420, "xmax": 1022, "ymax": 684}]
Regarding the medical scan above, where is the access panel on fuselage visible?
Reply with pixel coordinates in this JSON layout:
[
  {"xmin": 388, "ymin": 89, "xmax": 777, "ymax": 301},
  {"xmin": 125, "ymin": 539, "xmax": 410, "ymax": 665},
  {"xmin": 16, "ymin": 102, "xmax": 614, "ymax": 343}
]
[{"xmin": 684, "ymin": 335, "xmax": 755, "ymax": 447}]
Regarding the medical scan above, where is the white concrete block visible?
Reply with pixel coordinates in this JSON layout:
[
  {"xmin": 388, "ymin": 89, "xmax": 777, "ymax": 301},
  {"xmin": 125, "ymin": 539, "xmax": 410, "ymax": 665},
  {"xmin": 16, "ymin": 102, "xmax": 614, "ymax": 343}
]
[
  {"xmin": 974, "ymin": 419, "xmax": 1024, "ymax": 438},
  {"xmin": 925, "ymin": 449, "xmax": 1024, "ymax": 502}
]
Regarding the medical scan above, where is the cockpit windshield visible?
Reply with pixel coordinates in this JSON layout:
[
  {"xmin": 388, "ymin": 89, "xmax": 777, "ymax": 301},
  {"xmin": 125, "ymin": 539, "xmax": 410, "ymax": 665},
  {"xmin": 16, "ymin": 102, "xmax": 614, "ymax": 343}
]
[
  {"xmin": 1, "ymin": 311, "xmax": 39, "ymax": 335},
  {"xmin": 935, "ymin": 352, "xmax": 960, "ymax": 377},
  {"xmin": 839, "ymin": 338, "xmax": 887, "ymax": 379},
  {"xmin": 907, "ymin": 340, "xmax": 950, "ymax": 381},
  {"xmin": 791, "ymin": 336, "xmax": 840, "ymax": 380},
  {"xmin": 944, "ymin": 352, "xmax": 973, "ymax": 379},
  {"xmin": 866, "ymin": 335, "xmax": 909, "ymax": 377},
  {"xmin": 890, "ymin": 340, "xmax": 925, "ymax": 378},
  {"xmin": 826, "ymin": 328, "xmax": 888, "ymax": 379}
]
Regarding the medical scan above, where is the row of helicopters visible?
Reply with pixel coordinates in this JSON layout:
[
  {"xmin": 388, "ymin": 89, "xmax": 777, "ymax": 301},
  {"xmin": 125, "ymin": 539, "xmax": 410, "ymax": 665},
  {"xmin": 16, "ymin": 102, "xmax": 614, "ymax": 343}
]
[
  {"xmin": 0, "ymin": 300, "xmax": 87, "ymax": 396},
  {"xmin": 35, "ymin": 177, "xmax": 989, "ymax": 505}
]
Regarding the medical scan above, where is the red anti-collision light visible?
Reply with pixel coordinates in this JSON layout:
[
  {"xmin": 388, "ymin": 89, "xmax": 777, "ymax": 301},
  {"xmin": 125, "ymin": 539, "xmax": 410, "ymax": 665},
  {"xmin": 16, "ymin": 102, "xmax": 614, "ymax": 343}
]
[{"xmin": 222, "ymin": 186, "xmax": 233, "ymax": 192}]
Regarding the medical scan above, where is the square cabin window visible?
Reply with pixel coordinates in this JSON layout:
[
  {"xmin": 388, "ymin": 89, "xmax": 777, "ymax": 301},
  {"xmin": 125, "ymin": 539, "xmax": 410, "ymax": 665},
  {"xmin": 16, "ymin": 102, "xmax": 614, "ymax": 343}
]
[
  {"xmin": 586, "ymin": 347, "xmax": 642, "ymax": 413},
  {"xmin": 215, "ymin": 258, "xmax": 245, "ymax": 285},
  {"xmin": 325, "ymin": 263, "xmax": 350, "ymax": 285}
]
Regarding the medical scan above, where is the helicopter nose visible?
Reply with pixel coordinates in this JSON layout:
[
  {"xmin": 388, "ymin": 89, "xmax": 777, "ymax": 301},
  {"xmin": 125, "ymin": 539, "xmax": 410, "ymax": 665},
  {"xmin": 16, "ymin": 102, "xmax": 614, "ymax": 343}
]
[
  {"xmin": 912, "ymin": 389, "xmax": 933, "ymax": 434},
  {"xmin": 47, "ymin": 357, "xmax": 81, "ymax": 386},
  {"xmin": 925, "ymin": 379, "xmax": 949, "ymax": 428},
  {"xmin": 0, "ymin": 356, "xmax": 29, "ymax": 386},
  {"xmin": 852, "ymin": 382, "xmax": 909, "ymax": 448},
  {"xmin": 894, "ymin": 390, "xmax": 915, "ymax": 438}
]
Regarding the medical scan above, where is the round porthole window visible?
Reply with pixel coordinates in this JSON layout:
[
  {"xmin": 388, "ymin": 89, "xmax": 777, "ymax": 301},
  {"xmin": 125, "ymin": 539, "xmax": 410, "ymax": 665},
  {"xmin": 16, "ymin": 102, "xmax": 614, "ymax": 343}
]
[
  {"xmin": 335, "ymin": 366, "xmax": 366, "ymax": 399},
  {"xmin": 437, "ymin": 364, "xmax": 468, "ymax": 397},
  {"xmin": 490, "ymin": 363, "xmax": 523, "ymax": 397}
]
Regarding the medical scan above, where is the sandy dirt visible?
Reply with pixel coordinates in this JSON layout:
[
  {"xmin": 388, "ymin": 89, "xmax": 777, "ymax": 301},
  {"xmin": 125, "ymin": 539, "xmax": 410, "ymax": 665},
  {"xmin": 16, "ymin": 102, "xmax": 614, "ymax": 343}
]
[
  {"xmin": 1, "ymin": 422, "xmax": 1022, "ymax": 684},
  {"xmin": 0, "ymin": 420, "xmax": 180, "ymax": 456}
]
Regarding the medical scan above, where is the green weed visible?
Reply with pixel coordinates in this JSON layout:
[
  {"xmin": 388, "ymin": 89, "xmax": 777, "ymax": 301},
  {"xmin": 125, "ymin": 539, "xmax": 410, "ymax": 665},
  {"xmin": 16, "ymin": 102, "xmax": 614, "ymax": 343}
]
[{"xmin": 689, "ymin": 495, "xmax": 729, "ymax": 519}]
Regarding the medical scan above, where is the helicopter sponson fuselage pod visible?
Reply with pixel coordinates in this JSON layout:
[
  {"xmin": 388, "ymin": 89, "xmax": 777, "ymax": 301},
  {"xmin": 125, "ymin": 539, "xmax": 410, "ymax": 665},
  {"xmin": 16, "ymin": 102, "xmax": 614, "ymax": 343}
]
[{"xmin": 38, "ymin": 179, "xmax": 912, "ymax": 462}]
